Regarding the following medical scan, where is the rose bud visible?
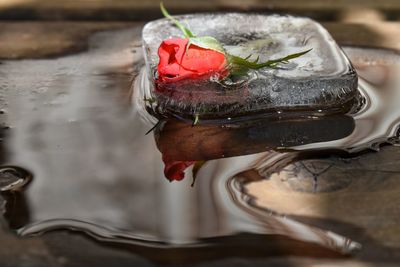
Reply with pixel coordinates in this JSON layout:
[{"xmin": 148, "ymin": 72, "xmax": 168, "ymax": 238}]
[{"xmin": 157, "ymin": 38, "xmax": 228, "ymax": 83}]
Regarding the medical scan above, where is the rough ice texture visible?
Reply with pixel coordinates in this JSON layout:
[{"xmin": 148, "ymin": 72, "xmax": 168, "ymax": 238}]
[{"xmin": 142, "ymin": 13, "xmax": 358, "ymax": 120}]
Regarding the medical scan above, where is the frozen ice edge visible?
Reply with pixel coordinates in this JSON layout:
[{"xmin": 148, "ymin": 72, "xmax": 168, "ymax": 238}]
[
  {"xmin": 142, "ymin": 13, "xmax": 358, "ymax": 119},
  {"xmin": 143, "ymin": 13, "xmax": 352, "ymax": 77}
]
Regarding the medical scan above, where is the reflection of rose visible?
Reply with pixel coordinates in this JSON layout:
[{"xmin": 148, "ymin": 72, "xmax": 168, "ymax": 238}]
[
  {"xmin": 162, "ymin": 154, "xmax": 194, "ymax": 181},
  {"xmin": 157, "ymin": 38, "xmax": 227, "ymax": 83}
]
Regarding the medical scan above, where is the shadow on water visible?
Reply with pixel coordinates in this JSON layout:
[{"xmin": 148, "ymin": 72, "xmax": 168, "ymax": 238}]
[{"xmin": 0, "ymin": 27, "xmax": 400, "ymax": 265}]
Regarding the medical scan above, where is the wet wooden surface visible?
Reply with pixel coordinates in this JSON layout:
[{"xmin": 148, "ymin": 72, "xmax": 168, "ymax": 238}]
[
  {"xmin": 0, "ymin": 22, "xmax": 137, "ymax": 59},
  {"xmin": 1, "ymin": 4, "xmax": 400, "ymax": 267},
  {"xmin": 1, "ymin": 21, "xmax": 400, "ymax": 60},
  {"xmin": 245, "ymin": 146, "xmax": 400, "ymax": 263}
]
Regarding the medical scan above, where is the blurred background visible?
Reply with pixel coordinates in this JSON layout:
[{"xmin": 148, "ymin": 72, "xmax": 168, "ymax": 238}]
[
  {"xmin": 1, "ymin": 0, "xmax": 400, "ymax": 60},
  {"xmin": 0, "ymin": 0, "xmax": 400, "ymax": 21}
]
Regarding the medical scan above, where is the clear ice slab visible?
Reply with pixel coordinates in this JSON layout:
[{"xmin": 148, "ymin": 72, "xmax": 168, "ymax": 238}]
[{"xmin": 142, "ymin": 14, "xmax": 358, "ymax": 120}]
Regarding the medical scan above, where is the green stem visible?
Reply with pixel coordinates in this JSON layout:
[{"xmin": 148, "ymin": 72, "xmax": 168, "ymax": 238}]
[
  {"xmin": 160, "ymin": 2, "xmax": 195, "ymax": 38},
  {"xmin": 228, "ymin": 48, "xmax": 312, "ymax": 70}
]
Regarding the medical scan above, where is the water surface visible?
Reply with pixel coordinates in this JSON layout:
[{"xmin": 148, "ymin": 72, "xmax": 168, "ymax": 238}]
[{"xmin": 0, "ymin": 28, "xmax": 400, "ymax": 264}]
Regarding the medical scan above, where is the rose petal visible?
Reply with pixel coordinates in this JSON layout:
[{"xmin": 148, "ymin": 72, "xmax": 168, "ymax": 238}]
[
  {"xmin": 157, "ymin": 38, "xmax": 228, "ymax": 82},
  {"xmin": 181, "ymin": 45, "xmax": 226, "ymax": 73},
  {"xmin": 161, "ymin": 38, "xmax": 188, "ymax": 63},
  {"xmin": 159, "ymin": 62, "xmax": 194, "ymax": 81},
  {"xmin": 162, "ymin": 154, "xmax": 195, "ymax": 181},
  {"xmin": 157, "ymin": 38, "xmax": 189, "ymax": 78}
]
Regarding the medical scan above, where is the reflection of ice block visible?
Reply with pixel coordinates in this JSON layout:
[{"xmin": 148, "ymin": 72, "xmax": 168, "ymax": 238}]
[{"xmin": 142, "ymin": 14, "xmax": 358, "ymax": 120}]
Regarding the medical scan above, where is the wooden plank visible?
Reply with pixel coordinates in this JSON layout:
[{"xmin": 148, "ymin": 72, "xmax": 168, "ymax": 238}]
[
  {"xmin": 0, "ymin": 0, "xmax": 400, "ymax": 20},
  {"xmin": 0, "ymin": 22, "xmax": 137, "ymax": 59},
  {"xmin": 246, "ymin": 146, "xmax": 400, "ymax": 258},
  {"xmin": 324, "ymin": 22, "xmax": 400, "ymax": 51},
  {"xmin": 1, "ymin": 0, "xmax": 400, "ymax": 10},
  {"xmin": 1, "ymin": 21, "xmax": 399, "ymax": 60}
]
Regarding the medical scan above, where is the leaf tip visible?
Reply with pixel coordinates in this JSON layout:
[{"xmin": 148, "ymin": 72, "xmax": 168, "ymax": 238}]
[
  {"xmin": 192, "ymin": 114, "xmax": 199, "ymax": 126},
  {"xmin": 160, "ymin": 2, "xmax": 168, "ymax": 16}
]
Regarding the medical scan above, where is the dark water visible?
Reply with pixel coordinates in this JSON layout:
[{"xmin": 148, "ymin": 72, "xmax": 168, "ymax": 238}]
[{"xmin": 0, "ymin": 28, "xmax": 400, "ymax": 263}]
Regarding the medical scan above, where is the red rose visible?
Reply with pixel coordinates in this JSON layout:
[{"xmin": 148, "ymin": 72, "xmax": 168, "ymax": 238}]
[
  {"xmin": 162, "ymin": 154, "xmax": 195, "ymax": 181},
  {"xmin": 157, "ymin": 38, "xmax": 227, "ymax": 82}
]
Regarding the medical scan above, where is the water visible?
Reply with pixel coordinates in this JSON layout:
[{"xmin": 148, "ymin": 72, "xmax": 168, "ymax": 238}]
[
  {"xmin": 142, "ymin": 14, "xmax": 358, "ymax": 120},
  {"xmin": 0, "ymin": 27, "xmax": 400, "ymax": 263},
  {"xmin": 0, "ymin": 166, "xmax": 32, "ymax": 192}
]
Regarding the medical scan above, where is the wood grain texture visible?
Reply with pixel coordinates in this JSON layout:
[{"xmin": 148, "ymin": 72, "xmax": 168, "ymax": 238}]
[
  {"xmin": 245, "ymin": 146, "xmax": 400, "ymax": 260},
  {"xmin": 0, "ymin": 22, "xmax": 138, "ymax": 59},
  {"xmin": 0, "ymin": 21, "xmax": 399, "ymax": 60},
  {"xmin": 0, "ymin": 0, "xmax": 400, "ymax": 20}
]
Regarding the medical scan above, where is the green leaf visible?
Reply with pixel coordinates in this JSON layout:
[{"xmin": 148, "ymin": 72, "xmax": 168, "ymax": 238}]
[
  {"xmin": 143, "ymin": 97, "xmax": 156, "ymax": 104},
  {"xmin": 145, "ymin": 120, "xmax": 162, "ymax": 135},
  {"xmin": 187, "ymin": 36, "xmax": 225, "ymax": 54},
  {"xmin": 192, "ymin": 114, "xmax": 199, "ymax": 126},
  {"xmin": 229, "ymin": 65, "xmax": 251, "ymax": 77},
  {"xmin": 228, "ymin": 48, "xmax": 312, "ymax": 70},
  {"xmin": 244, "ymin": 54, "xmax": 252, "ymax": 60},
  {"xmin": 160, "ymin": 2, "xmax": 195, "ymax": 38}
]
